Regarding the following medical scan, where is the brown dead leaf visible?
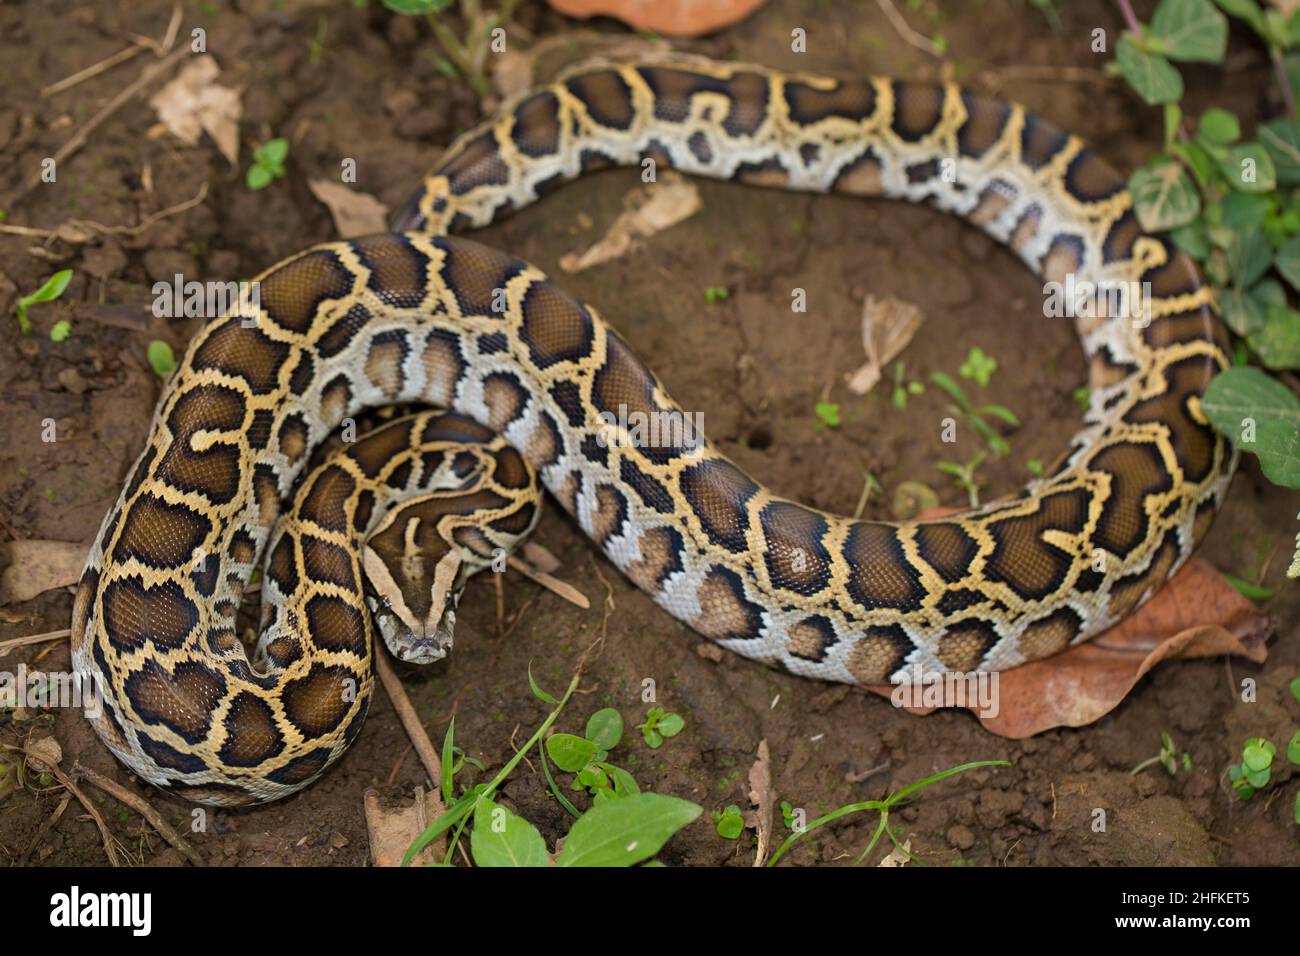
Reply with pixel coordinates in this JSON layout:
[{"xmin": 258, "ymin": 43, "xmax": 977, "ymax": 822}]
[
  {"xmin": 865, "ymin": 558, "xmax": 1272, "ymax": 737},
  {"xmin": 559, "ymin": 171, "xmax": 701, "ymax": 272},
  {"xmin": 877, "ymin": 838, "xmax": 912, "ymax": 867},
  {"xmin": 845, "ymin": 295, "xmax": 925, "ymax": 396},
  {"xmin": 363, "ymin": 787, "xmax": 443, "ymax": 866},
  {"xmin": 744, "ymin": 738, "xmax": 773, "ymax": 867},
  {"xmin": 0, "ymin": 540, "xmax": 86, "ymax": 605},
  {"xmin": 148, "ymin": 55, "xmax": 241, "ymax": 165},
  {"xmin": 25, "ymin": 736, "xmax": 63, "ymax": 773},
  {"xmin": 307, "ymin": 179, "xmax": 389, "ymax": 239},
  {"xmin": 547, "ymin": 0, "xmax": 768, "ymax": 37}
]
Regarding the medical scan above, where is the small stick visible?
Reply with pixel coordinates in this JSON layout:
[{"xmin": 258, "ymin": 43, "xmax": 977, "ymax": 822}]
[
  {"xmin": 507, "ymin": 555, "xmax": 590, "ymax": 609},
  {"xmin": 42, "ymin": 45, "xmax": 146, "ymax": 97},
  {"xmin": 875, "ymin": 0, "xmax": 942, "ymax": 58},
  {"xmin": 373, "ymin": 650, "xmax": 445, "ymax": 814},
  {"xmin": 0, "ymin": 629, "xmax": 70, "ymax": 658},
  {"xmin": 73, "ymin": 762, "xmax": 207, "ymax": 867},
  {"xmin": 22, "ymin": 747, "xmax": 121, "ymax": 867},
  {"xmin": 0, "ymin": 182, "xmax": 209, "ymax": 243}
]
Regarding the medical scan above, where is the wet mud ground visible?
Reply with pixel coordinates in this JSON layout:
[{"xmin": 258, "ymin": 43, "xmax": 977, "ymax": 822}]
[{"xmin": 0, "ymin": 0, "xmax": 1297, "ymax": 866}]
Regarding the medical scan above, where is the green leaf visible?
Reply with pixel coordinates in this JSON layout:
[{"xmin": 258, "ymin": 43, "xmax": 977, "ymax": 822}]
[
  {"xmin": 555, "ymin": 792, "xmax": 701, "ymax": 867},
  {"xmin": 1197, "ymin": 108, "xmax": 1240, "ymax": 145},
  {"xmin": 714, "ymin": 805, "xmax": 745, "ymax": 839},
  {"xmin": 1220, "ymin": 191, "xmax": 1271, "ymax": 230},
  {"xmin": 1221, "ymin": 573, "xmax": 1276, "ymax": 601},
  {"xmin": 1250, "ymin": 305, "xmax": 1300, "ymax": 370},
  {"xmin": 1172, "ymin": 222, "xmax": 1211, "ymax": 259},
  {"xmin": 259, "ymin": 137, "xmax": 289, "ymax": 167},
  {"xmin": 1228, "ymin": 229, "xmax": 1271, "ymax": 288},
  {"xmin": 585, "ymin": 708, "xmax": 624, "ymax": 751},
  {"xmin": 928, "ymin": 370, "xmax": 971, "ymax": 409},
  {"xmin": 470, "ymin": 797, "xmax": 549, "ymax": 867},
  {"xmin": 1212, "ymin": 0, "xmax": 1268, "ymax": 37},
  {"xmin": 1286, "ymin": 730, "xmax": 1300, "ymax": 766},
  {"xmin": 1219, "ymin": 285, "xmax": 1267, "ymax": 337},
  {"xmin": 246, "ymin": 163, "xmax": 273, "ymax": 190},
  {"xmin": 1129, "ymin": 160, "xmax": 1201, "ymax": 232},
  {"xmin": 1152, "ymin": 0, "xmax": 1228, "ymax": 62},
  {"xmin": 959, "ymin": 347, "xmax": 997, "ymax": 386},
  {"xmin": 657, "ymin": 712, "xmax": 685, "ymax": 738},
  {"xmin": 1202, "ymin": 366, "xmax": 1300, "ymax": 486},
  {"xmin": 1258, "ymin": 119, "xmax": 1300, "ymax": 186},
  {"xmin": 643, "ymin": 728, "xmax": 664, "ymax": 749},
  {"xmin": 1243, "ymin": 739, "xmax": 1274, "ymax": 772},
  {"xmin": 147, "ymin": 340, "xmax": 178, "ymax": 379},
  {"xmin": 1290, "ymin": 676, "xmax": 1300, "ymax": 702},
  {"xmin": 1116, "ymin": 34, "xmax": 1184, "ymax": 105},
  {"xmin": 527, "ymin": 661, "xmax": 558, "ymax": 704},
  {"xmin": 49, "ymin": 319, "xmax": 71, "ymax": 342},
  {"xmin": 23, "ymin": 269, "xmax": 73, "ymax": 305},
  {"xmin": 1275, "ymin": 235, "xmax": 1300, "ymax": 292},
  {"xmin": 545, "ymin": 733, "xmax": 598, "ymax": 773},
  {"xmin": 1220, "ymin": 142, "xmax": 1277, "ymax": 194},
  {"xmin": 814, "ymin": 400, "xmax": 841, "ymax": 428}
]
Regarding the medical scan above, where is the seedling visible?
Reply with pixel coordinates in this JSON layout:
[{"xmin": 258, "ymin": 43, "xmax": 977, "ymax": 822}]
[
  {"xmin": 15, "ymin": 269, "xmax": 72, "ymax": 335},
  {"xmin": 545, "ymin": 706, "xmax": 641, "ymax": 804},
  {"xmin": 704, "ymin": 286, "xmax": 729, "ymax": 304},
  {"xmin": 246, "ymin": 138, "xmax": 289, "ymax": 190},
  {"xmin": 638, "ymin": 707, "xmax": 685, "ymax": 749},
  {"xmin": 928, "ymin": 371, "xmax": 1019, "ymax": 455},
  {"xmin": 147, "ymin": 341, "xmax": 177, "ymax": 380},
  {"xmin": 1229, "ymin": 737, "xmax": 1276, "ymax": 800},
  {"xmin": 891, "ymin": 361, "xmax": 926, "ymax": 411},
  {"xmin": 1131, "ymin": 731, "xmax": 1190, "ymax": 776},
  {"xmin": 713, "ymin": 804, "xmax": 744, "ymax": 839},
  {"xmin": 766, "ymin": 760, "xmax": 1009, "ymax": 866},
  {"xmin": 49, "ymin": 320, "xmax": 71, "ymax": 343},
  {"xmin": 959, "ymin": 347, "xmax": 997, "ymax": 387},
  {"xmin": 936, "ymin": 451, "xmax": 987, "ymax": 508},
  {"xmin": 814, "ymin": 400, "xmax": 842, "ymax": 429}
]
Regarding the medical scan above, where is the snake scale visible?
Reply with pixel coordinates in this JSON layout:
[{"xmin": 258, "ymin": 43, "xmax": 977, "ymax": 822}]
[{"xmin": 70, "ymin": 55, "xmax": 1236, "ymax": 805}]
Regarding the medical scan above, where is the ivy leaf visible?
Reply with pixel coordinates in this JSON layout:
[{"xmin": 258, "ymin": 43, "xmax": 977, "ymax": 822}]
[
  {"xmin": 1227, "ymin": 229, "xmax": 1270, "ymax": 288},
  {"xmin": 1258, "ymin": 118, "xmax": 1300, "ymax": 185},
  {"xmin": 1116, "ymin": 34, "xmax": 1184, "ymax": 104},
  {"xmin": 1275, "ymin": 235, "xmax": 1300, "ymax": 292},
  {"xmin": 1197, "ymin": 107, "xmax": 1240, "ymax": 145},
  {"xmin": 555, "ymin": 792, "xmax": 701, "ymax": 867},
  {"xmin": 1219, "ymin": 142, "xmax": 1277, "ymax": 193},
  {"xmin": 1201, "ymin": 366, "xmax": 1300, "ymax": 487},
  {"xmin": 1151, "ymin": 0, "xmax": 1229, "ymax": 63},
  {"xmin": 1129, "ymin": 160, "xmax": 1201, "ymax": 231},
  {"xmin": 1218, "ymin": 285, "xmax": 1266, "ymax": 336}
]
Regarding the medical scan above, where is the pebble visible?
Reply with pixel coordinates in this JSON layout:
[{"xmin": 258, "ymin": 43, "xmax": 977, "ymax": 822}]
[{"xmin": 946, "ymin": 824, "xmax": 976, "ymax": 850}]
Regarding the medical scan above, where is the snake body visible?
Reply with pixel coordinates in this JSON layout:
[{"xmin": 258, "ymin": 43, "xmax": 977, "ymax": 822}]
[{"xmin": 71, "ymin": 56, "xmax": 1235, "ymax": 805}]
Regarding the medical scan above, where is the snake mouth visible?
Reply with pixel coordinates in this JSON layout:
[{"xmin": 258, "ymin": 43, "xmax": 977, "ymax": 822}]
[{"xmin": 363, "ymin": 546, "xmax": 465, "ymax": 664}]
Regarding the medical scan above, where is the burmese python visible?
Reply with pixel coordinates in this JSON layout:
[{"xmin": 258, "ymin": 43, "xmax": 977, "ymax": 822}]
[{"xmin": 71, "ymin": 54, "xmax": 1235, "ymax": 806}]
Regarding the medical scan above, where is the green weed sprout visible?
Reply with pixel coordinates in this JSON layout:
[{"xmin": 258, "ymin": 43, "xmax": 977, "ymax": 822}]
[
  {"xmin": 247, "ymin": 138, "xmax": 289, "ymax": 190},
  {"xmin": 15, "ymin": 269, "xmax": 72, "ymax": 335},
  {"xmin": 638, "ymin": 706, "xmax": 685, "ymax": 748}
]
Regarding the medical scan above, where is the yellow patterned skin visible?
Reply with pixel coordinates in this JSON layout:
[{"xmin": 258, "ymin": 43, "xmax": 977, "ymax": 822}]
[{"xmin": 72, "ymin": 56, "xmax": 1234, "ymax": 805}]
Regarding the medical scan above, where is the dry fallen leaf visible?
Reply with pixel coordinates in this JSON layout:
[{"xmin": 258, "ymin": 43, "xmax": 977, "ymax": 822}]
[
  {"xmin": 547, "ymin": 0, "xmax": 768, "ymax": 36},
  {"xmin": 865, "ymin": 557, "xmax": 1272, "ymax": 737},
  {"xmin": 362, "ymin": 787, "xmax": 442, "ymax": 867},
  {"xmin": 148, "ymin": 55, "xmax": 241, "ymax": 165},
  {"xmin": 559, "ymin": 171, "xmax": 701, "ymax": 272},
  {"xmin": 745, "ymin": 738, "xmax": 773, "ymax": 867},
  {"xmin": 25, "ymin": 737, "xmax": 63, "ymax": 773},
  {"xmin": 877, "ymin": 838, "xmax": 912, "ymax": 867},
  {"xmin": 0, "ymin": 540, "xmax": 86, "ymax": 605},
  {"xmin": 845, "ymin": 295, "xmax": 925, "ymax": 396},
  {"xmin": 307, "ymin": 179, "xmax": 390, "ymax": 240}
]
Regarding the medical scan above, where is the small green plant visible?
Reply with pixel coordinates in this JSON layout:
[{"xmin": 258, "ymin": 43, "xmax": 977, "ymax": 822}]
[
  {"xmin": 545, "ymin": 706, "xmax": 641, "ymax": 804},
  {"xmin": 147, "ymin": 340, "xmax": 177, "ymax": 379},
  {"xmin": 637, "ymin": 706, "xmax": 685, "ymax": 749},
  {"xmin": 1228, "ymin": 736, "xmax": 1276, "ymax": 800},
  {"xmin": 959, "ymin": 346, "xmax": 998, "ymax": 387},
  {"xmin": 383, "ymin": 0, "xmax": 521, "ymax": 99},
  {"xmin": 49, "ymin": 319, "xmax": 71, "ymax": 343},
  {"xmin": 1131, "ymin": 731, "xmax": 1191, "ymax": 775},
  {"xmin": 937, "ymin": 451, "xmax": 988, "ymax": 508},
  {"xmin": 15, "ymin": 269, "xmax": 72, "ymax": 335},
  {"xmin": 891, "ymin": 361, "xmax": 926, "ymax": 411},
  {"xmin": 766, "ymin": 760, "xmax": 1009, "ymax": 866},
  {"xmin": 404, "ymin": 661, "xmax": 701, "ymax": 866},
  {"xmin": 704, "ymin": 286, "xmax": 729, "ymax": 304},
  {"xmin": 929, "ymin": 370, "xmax": 1019, "ymax": 455},
  {"xmin": 813, "ymin": 400, "xmax": 842, "ymax": 429},
  {"xmin": 1026, "ymin": 457, "xmax": 1045, "ymax": 477},
  {"xmin": 713, "ymin": 804, "xmax": 745, "ymax": 839},
  {"xmin": 246, "ymin": 138, "xmax": 289, "ymax": 190}
]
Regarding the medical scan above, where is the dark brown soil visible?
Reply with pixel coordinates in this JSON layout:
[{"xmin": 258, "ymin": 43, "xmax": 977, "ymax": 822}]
[{"xmin": 1, "ymin": 0, "xmax": 1296, "ymax": 868}]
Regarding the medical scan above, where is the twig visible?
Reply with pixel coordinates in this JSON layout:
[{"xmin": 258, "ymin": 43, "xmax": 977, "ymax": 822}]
[
  {"xmin": 42, "ymin": 46, "xmax": 146, "ymax": 97},
  {"xmin": 373, "ymin": 649, "xmax": 446, "ymax": 817},
  {"xmin": 0, "ymin": 182, "xmax": 208, "ymax": 244},
  {"xmin": 507, "ymin": 554, "xmax": 589, "ymax": 608},
  {"xmin": 0, "ymin": 629, "xmax": 70, "ymax": 658},
  {"xmin": 7, "ymin": 46, "xmax": 188, "ymax": 209},
  {"xmin": 875, "ymin": 0, "xmax": 942, "ymax": 58},
  {"xmin": 18, "ymin": 744, "xmax": 121, "ymax": 866},
  {"xmin": 73, "ymin": 762, "xmax": 207, "ymax": 866}
]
